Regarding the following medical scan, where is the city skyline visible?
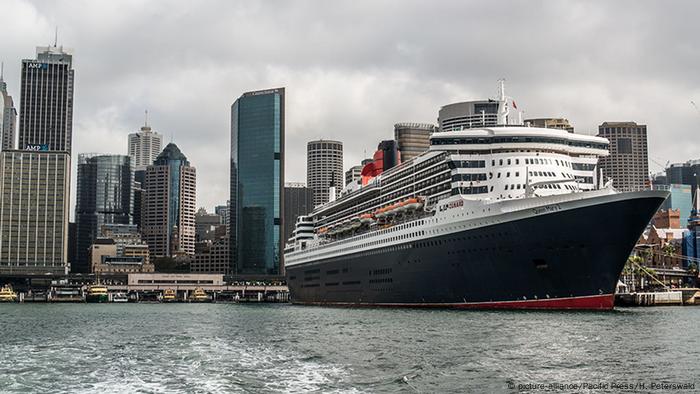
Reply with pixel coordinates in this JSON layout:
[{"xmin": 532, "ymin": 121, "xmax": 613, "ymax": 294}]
[{"xmin": 2, "ymin": 1, "xmax": 700, "ymax": 213}]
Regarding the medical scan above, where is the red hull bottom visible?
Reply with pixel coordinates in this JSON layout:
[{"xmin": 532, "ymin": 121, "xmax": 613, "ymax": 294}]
[{"xmin": 294, "ymin": 294, "xmax": 615, "ymax": 311}]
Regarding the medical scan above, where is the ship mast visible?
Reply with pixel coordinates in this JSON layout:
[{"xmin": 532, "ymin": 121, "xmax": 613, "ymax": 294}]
[{"xmin": 497, "ymin": 79, "xmax": 509, "ymax": 125}]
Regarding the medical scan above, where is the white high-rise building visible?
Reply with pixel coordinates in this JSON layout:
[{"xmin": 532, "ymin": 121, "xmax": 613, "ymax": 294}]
[
  {"xmin": 307, "ymin": 140, "xmax": 343, "ymax": 207},
  {"xmin": 128, "ymin": 116, "xmax": 163, "ymax": 171}
]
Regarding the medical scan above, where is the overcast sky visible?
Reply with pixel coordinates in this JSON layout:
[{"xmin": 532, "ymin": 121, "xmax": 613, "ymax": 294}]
[{"xmin": 3, "ymin": 0, "xmax": 699, "ymax": 214}]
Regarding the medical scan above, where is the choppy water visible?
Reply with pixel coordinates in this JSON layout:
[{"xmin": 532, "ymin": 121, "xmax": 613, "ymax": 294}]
[{"xmin": 0, "ymin": 304, "xmax": 698, "ymax": 393}]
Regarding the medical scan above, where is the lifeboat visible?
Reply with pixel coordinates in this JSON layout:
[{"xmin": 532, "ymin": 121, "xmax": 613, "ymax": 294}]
[
  {"xmin": 360, "ymin": 213, "xmax": 374, "ymax": 224},
  {"xmin": 318, "ymin": 227, "xmax": 328, "ymax": 234},
  {"xmin": 375, "ymin": 207, "xmax": 387, "ymax": 219},
  {"xmin": 404, "ymin": 197, "xmax": 423, "ymax": 211},
  {"xmin": 385, "ymin": 203, "xmax": 400, "ymax": 216},
  {"xmin": 350, "ymin": 217, "xmax": 362, "ymax": 229},
  {"xmin": 395, "ymin": 201, "xmax": 408, "ymax": 214}
]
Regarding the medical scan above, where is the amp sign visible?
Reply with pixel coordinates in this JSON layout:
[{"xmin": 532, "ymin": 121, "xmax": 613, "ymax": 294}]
[
  {"xmin": 27, "ymin": 63, "xmax": 49, "ymax": 70},
  {"xmin": 25, "ymin": 144, "xmax": 49, "ymax": 151}
]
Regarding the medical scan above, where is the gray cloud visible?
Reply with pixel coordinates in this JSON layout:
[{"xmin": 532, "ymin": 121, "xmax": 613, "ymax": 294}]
[{"xmin": 2, "ymin": 0, "xmax": 699, "ymax": 214}]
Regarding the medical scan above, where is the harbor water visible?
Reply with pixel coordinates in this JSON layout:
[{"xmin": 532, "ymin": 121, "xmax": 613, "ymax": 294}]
[{"xmin": 0, "ymin": 304, "xmax": 698, "ymax": 393}]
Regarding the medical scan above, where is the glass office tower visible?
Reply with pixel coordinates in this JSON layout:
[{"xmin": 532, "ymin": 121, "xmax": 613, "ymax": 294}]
[
  {"xmin": 230, "ymin": 88, "xmax": 285, "ymax": 277},
  {"xmin": 74, "ymin": 154, "xmax": 133, "ymax": 272}
]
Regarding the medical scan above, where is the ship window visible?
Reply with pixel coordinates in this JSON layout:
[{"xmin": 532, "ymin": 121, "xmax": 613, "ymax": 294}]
[
  {"xmin": 499, "ymin": 159, "xmax": 503, "ymax": 165},
  {"xmin": 515, "ymin": 172, "xmax": 519, "ymax": 177},
  {"xmin": 515, "ymin": 159, "xmax": 519, "ymax": 165},
  {"xmin": 516, "ymin": 184, "xmax": 521, "ymax": 189},
  {"xmin": 506, "ymin": 172, "xmax": 510, "ymax": 177},
  {"xmin": 497, "ymin": 173, "xmax": 501, "ymax": 178}
]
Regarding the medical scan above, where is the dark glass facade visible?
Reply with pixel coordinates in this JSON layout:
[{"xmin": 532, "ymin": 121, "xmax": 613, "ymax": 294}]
[
  {"xmin": 283, "ymin": 185, "xmax": 314, "ymax": 243},
  {"xmin": 74, "ymin": 154, "xmax": 133, "ymax": 272},
  {"xmin": 19, "ymin": 47, "xmax": 74, "ymax": 153},
  {"xmin": 230, "ymin": 88, "xmax": 284, "ymax": 277}
]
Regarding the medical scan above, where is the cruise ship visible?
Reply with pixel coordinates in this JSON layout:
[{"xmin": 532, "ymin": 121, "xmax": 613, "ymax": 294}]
[{"xmin": 284, "ymin": 83, "xmax": 668, "ymax": 310}]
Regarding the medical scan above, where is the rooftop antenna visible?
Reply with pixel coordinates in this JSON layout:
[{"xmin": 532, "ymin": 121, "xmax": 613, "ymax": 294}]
[
  {"xmin": 691, "ymin": 101, "xmax": 700, "ymax": 115},
  {"xmin": 497, "ymin": 78, "xmax": 506, "ymax": 101},
  {"xmin": 54, "ymin": 26, "xmax": 58, "ymax": 47},
  {"xmin": 0, "ymin": 61, "xmax": 4, "ymax": 82},
  {"xmin": 144, "ymin": 109, "xmax": 149, "ymax": 127}
]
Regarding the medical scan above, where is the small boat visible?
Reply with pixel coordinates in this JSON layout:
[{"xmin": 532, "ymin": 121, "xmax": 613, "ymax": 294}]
[
  {"xmin": 112, "ymin": 292, "xmax": 128, "ymax": 303},
  {"xmin": 0, "ymin": 284, "xmax": 18, "ymax": 302},
  {"xmin": 162, "ymin": 288, "xmax": 177, "ymax": 302},
  {"xmin": 190, "ymin": 287, "xmax": 209, "ymax": 302},
  {"xmin": 86, "ymin": 284, "xmax": 109, "ymax": 303},
  {"xmin": 360, "ymin": 213, "xmax": 374, "ymax": 224}
]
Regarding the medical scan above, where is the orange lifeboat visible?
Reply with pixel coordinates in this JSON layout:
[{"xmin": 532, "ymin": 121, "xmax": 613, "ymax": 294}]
[
  {"xmin": 395, "ymin": 201, "xmax": 408, "ymax": 214},
  {"xmin": 375, "ymin": 207, "xmax": 388, "ymax": 219},
  {"xmin": 360, "ymin": 213, "xmax": 374, "ymax": 224},
  {"xmin": 383, "ymin": 204, "xmax": 395, "ymax": 216},
  {"xmin": 404, "ymin": 197, "xmax": 423, "ymax": 211},
  {"xmin": 386, "ymin": 203, "xmax": 401, "ymax": 216}
]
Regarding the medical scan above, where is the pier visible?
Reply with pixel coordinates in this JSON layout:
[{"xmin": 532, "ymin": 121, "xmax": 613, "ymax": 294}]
[
  {"xmin": 4, "ymin": 273, "xmax": 290, "ymax": 303},
  {"xmin": 615, "ymin": 289, "xmax": 700, "ymax": 306}
]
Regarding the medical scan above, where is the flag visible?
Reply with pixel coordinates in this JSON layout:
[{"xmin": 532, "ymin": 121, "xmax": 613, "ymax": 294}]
[{"xmin": 512, "ymin": 100, "xmax": 518, "ymax": 109}]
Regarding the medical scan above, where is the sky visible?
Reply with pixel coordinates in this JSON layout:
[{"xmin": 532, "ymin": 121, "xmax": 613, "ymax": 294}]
[{"xmin": 2, "ymin": 0, "xmax": 700, "ymax": 214}]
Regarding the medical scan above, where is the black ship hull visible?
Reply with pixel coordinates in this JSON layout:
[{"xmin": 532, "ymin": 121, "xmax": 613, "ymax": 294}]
[{"xmin": 286, "ymin": 193, "xmax": 666, "ymax": 310}]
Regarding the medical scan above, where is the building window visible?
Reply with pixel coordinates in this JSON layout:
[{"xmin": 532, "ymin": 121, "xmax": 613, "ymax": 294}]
[{"xmin": 617, "ymin": 138, "xmax": 633, "ymax": 154}]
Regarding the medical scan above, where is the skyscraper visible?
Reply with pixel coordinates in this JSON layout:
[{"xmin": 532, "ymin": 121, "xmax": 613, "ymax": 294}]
[
  {"xmin": 74, "ymin": 154, "xmax": 134, "ymax": 273},
  {"xmin": 283, "ymin": 182, "xmax": 314, "ymax": 242},
  {"xmin": 307, "ymin": 140, "xmax": 343, "ymax": 207},
  {"xmin": 0, "ymin": 150, "xmax": 70, "ymax": 274},
  {"xmin": 597, "ymin": 122, "xmax": 649, "ymax": 191},
  {"xmin": 142, "ymin": 143, "xmax": 196, "ymax": 258},
  {"xmin": 230, "ymin": 88, "xmax": 284, "ymax": 277},
  {"xmin": 214, "ymin": 203, "xmax": 229, "ymax": 230},
  {"xmin": 128, "ymin": 117, "xmax": 163, "ymax": 171},
  {"xmin": 394, "ymin": 123, "xmax": 434, "ymax": 162},
  {"xmin": 0, "ymin": 63, "xmax": 17, "ymax": 150},
  {"xmin": 345, "ymin": 165, "xmax": 363, "ymax": 186},
  {"xmin": 195, "ymin": 207, "xmax": 224, "ymax": 242},
  {"xmin": 19, "ymin": 45, "xmax": 74, "ymax": 152},
  {"xmin": 0, "ymin": 43, "xmax": 74, "ymax": 274}
]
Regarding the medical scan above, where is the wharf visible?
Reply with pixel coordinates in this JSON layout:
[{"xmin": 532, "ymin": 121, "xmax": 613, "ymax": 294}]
[
  {"xmin": 2, "ymin": 273, "xmax": 289, "ymax": 303},
  {"xmin": 615, "ymin": 289, "xmax": 700, "ymax": 306}
]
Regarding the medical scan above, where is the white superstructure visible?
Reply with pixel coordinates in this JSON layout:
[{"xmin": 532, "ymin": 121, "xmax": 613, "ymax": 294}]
[{"xmin": 286, "ymin": 85, "xmax": 611, "ymax": 267}]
